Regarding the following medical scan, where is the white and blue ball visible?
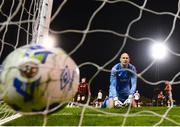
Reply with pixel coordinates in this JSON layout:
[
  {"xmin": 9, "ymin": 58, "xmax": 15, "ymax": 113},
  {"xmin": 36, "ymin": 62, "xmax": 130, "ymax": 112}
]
[{"xmin": 0, "ymin": 44, "xmax": 79, "ymax": 112}]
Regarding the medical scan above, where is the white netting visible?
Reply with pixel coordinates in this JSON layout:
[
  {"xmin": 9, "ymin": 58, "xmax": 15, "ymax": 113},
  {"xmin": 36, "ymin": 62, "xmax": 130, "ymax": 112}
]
[{"xmin": 0, "ymin": 0, "xmax": 180, "ymax": 126}]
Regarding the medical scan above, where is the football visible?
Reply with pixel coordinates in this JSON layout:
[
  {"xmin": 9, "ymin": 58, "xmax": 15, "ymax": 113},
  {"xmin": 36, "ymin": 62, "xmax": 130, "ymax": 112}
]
[{"xmin": 0, "ymin": 44, "xmax": 79, "ymax": 112}]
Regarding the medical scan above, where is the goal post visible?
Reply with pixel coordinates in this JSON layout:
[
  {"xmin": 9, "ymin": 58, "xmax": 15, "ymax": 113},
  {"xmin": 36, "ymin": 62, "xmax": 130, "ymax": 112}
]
[{"xmin": 32, "ymin": 0, "xmax": 53, "ymax": 44}]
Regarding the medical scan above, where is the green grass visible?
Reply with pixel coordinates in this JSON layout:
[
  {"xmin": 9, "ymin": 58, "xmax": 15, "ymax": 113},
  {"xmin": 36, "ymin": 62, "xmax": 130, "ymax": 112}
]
[{"xmin": 3, "ymin": 106, "xmax": 180, "ymax": 126}]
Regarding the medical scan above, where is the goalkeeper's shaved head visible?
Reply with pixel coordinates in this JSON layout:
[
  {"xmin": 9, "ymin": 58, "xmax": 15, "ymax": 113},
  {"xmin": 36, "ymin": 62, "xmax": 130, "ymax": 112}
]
[{"xmin": 120, "ymin": 53, "xmax": 130, "ymax": 68}]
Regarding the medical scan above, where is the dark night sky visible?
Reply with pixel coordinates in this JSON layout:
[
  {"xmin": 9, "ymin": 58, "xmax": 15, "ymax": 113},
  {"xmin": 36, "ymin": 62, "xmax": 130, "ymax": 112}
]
[
  {"xmin": 51, "ymin": 0, "xmax": 180, "ymax": 104},
  {"xmin": 1, "ymin": 0, "xmax": 180, "ymax": 104}
]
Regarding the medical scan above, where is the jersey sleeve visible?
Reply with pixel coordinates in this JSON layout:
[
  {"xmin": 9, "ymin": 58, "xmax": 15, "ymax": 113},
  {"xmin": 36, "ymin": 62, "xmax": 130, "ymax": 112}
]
[
  {"xmin": 109, "ymin": 65, "xmax": 118, "ymax": 98},
  {"xmin": 130, "ymin": 65, "xmax": 137, "ymax": 95}
]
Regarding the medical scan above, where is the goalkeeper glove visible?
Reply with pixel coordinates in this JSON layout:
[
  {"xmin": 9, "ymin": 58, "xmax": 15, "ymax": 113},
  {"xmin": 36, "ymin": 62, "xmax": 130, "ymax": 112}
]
[
  {"xmin": 123, "ymin": 95, "xmax": 133, "ymax": 105},
  {"xmin": 113, "ymin": 97, "xmax": 123, "ymax": 108}
]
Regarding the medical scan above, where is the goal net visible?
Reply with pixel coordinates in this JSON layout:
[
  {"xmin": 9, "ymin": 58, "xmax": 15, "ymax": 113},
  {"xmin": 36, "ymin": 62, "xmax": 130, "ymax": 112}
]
[{"xmin": 0, "ymin": 0, "xmax": 180, "ymax": 126}]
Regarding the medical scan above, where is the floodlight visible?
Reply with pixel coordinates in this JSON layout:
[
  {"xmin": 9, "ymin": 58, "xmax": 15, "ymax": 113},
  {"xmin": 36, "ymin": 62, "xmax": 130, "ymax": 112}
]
[{"xmin": 151, "ymin": 43, "xmax": 167, "ymax": 60}]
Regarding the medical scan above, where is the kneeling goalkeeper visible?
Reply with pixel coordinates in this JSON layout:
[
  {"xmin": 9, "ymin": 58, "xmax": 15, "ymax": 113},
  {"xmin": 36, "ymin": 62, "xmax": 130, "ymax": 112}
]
[{"xmin": 102, "ymin": 53, "xmax": 137, "ymax": 108}]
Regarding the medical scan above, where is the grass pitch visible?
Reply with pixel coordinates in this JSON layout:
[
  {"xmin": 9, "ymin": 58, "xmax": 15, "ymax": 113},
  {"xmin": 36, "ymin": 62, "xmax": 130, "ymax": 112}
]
[{"xmin": 3, "ymin": 106, "xmax": 180, "ymax": 126}]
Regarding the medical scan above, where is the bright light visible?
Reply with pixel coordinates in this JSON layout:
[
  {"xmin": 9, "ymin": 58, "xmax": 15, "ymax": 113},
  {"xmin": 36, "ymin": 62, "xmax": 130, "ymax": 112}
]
[
  {"xmin": 41, "ymin": 35, "xmax": 57, "ymax": 48},
  {"xmin": 151, "ymin": 43, "xmax": 168, "ymax": 60}
]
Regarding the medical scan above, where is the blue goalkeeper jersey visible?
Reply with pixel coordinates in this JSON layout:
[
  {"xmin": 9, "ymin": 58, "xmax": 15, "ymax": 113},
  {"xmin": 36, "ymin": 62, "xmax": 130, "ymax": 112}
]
[{"xmin": 109, "ymin": 63, "xmax": 137, "ymax": 102}]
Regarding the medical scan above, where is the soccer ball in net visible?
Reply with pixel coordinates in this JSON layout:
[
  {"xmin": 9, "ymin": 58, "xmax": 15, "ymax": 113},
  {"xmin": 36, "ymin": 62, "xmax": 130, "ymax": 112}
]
[{"xmin": 0, "ymin": 44, "xmax": 79, "ymax": 112}]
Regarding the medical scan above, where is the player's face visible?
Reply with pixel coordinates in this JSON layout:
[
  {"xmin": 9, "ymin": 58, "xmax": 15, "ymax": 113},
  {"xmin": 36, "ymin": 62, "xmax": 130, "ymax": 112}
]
[{"xmin": 120, "ymin": 53, "xmax": 130, "ymax": 67}]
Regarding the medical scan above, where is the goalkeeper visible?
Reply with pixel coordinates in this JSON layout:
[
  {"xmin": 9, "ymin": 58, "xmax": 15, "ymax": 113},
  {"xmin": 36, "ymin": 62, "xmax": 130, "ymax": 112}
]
[{"xmin": 102, "ymin": 53, "xmax": 137, "ymax": 108}]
